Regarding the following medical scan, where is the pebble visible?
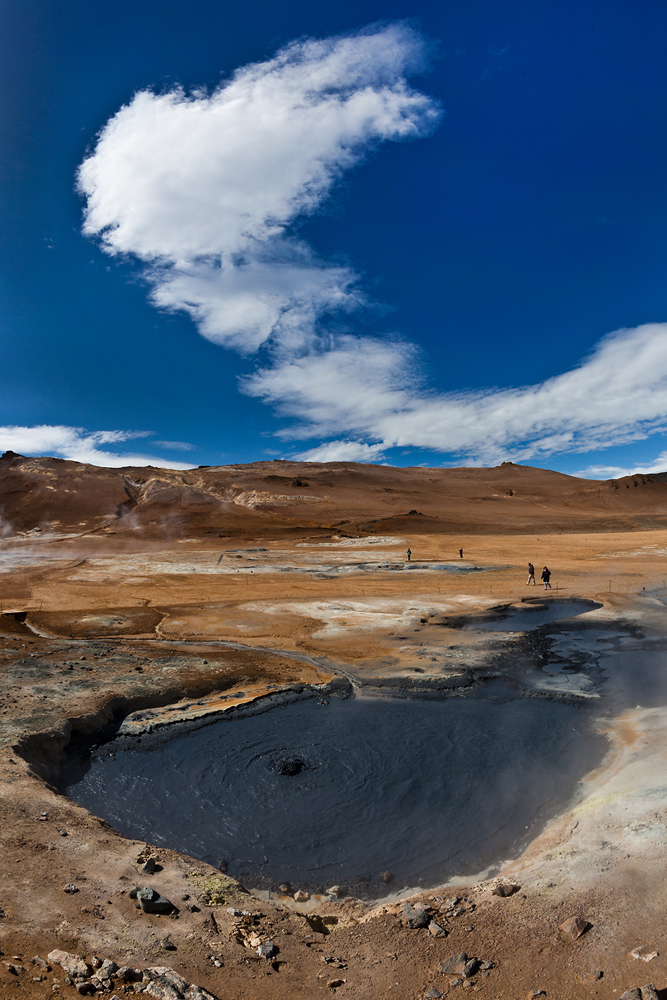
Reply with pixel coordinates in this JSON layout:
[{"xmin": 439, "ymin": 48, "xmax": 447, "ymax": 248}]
[{"xmin": 559, "ymin": 916, "xmax": 591, "ymax": 939}]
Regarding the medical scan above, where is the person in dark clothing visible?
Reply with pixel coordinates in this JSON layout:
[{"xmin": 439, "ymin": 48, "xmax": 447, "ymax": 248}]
[
  {"xmin": 459, "ymin": 548, "xmax": 463, "ymax": 559},
  {"xmin": 527, "ymin": 562, "xmax": 535, "ymax": 585},
  {"xmin": 541, "ymin": 566, "xmax": 552, "ymax": 590},
  {"xmin": 406, "ymin": 548, "xmax": 411, "ymax": 562}
]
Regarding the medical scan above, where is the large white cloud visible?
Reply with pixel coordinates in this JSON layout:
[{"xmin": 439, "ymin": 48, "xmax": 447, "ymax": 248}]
[
  {"xmin": 78, "ymin": 25, "xmax": 667, "ymax": 470},
  {"xmin": 0, "ymin": 426, "xmax": 195, "ymax": 469},
  {"xmin": 78, "ymin": 24, "xmax": 438, "ymax": 352}
]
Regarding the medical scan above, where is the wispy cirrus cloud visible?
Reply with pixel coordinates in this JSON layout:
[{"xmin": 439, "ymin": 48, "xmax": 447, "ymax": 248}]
[
  {"xmin": 78, "ymin": 25, "xmax": 667, "ymax": 469},
  {"xmin": 249, "ymin": 323, "xmax": 667, "ymax": 465},
  {"xmin": 0, "ymin": 426, "xmax": 195, "ymax": 469},
  {"xmin": 576, "ymin": 451, "xmax": 667, "ymax": 480}
]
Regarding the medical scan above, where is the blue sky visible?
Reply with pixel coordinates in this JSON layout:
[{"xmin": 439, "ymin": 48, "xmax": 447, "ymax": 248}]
[{"xmin": 3, "ymin": 0, "xmax": 667, "ymax": 476}]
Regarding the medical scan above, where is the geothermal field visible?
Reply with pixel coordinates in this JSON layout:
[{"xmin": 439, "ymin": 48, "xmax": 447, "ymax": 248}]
[{"xmin": 3, "ymin": 450, "xmax": 667, "ymax": 999}]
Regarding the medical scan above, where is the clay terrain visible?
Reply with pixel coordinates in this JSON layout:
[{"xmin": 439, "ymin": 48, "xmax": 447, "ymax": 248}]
[{"xmin": 2, "ymin": 450, "xmax": 667, "ymax": 1000}]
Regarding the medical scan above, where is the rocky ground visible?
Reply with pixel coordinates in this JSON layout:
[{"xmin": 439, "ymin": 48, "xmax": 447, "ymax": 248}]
[{"xmin": 3, "ymin": 454, "xmax": 667, "ymax": 999}]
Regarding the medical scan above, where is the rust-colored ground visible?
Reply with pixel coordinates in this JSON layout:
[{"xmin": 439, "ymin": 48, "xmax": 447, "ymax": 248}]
[{"xmin": 2, "ymin": 452, "xmax": 667, "ymax": 999}]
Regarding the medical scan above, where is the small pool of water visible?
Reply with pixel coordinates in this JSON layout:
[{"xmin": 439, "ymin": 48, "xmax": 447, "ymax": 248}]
[
  {"xmin": 474, "ymin": 598, "xmax": 601, "ymax": 632},
  {"xmin": 61, "ymin": 693, "xmax": 604, "ymax": 897}
]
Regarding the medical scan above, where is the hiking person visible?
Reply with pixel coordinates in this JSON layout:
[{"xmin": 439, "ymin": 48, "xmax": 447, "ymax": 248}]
[
  {"xmin": 406, "ymin": 547, "xmax": 412, "ymax": 562},
  {"xmin": 541, "ymin": 566, "xmax": 552, "ymax": 590},
  {"xmin": 527, "ymin": 562, "xmax": 536, "ymax": 585},
  {"xmin": 459, "ymin": 547, "xmax": 463, "ymax": 559}
]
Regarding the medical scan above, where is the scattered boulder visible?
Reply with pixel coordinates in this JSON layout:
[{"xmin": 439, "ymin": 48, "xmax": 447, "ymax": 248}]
[
  {"xmin": 619, "ymin": 991, "xmax": 642, "ymax": 1000},
  {"xmin": 630, "ymin": 947, "xmax": 659, "ymax": 962},
  {"xmin": 142, "ymin": 966, "xmax": 218, "ymax": 999},
  {"xmin": 402, "ymin": 902, "xmax": 430, "ymax": 929},
  {"xmin": 463, "ymin": 958, "xmax": 480, "ymax": 978},
  {"xmin": 130, "ymin": 887, "xmax": 176, "ymax": 914},
  {"xmin": 293, "ymin": 890, "xmax": 310, "ymax": 902},
  {"xmin": 142, "ymin": 858, "xmax": 160, "ymax": 874},
  {"xmin": 63, "ymin": 883, "xmax": 79, "ymax": 894},
  {"xmin": 428, "ymin": 920, "xmax": 446, "ymax": 937},
  {"xmin": 425, "ymin": 990, "xmax": 442, "ymax": 998},
  {"xmin": 493, "ymin": 882, "xmax": 520, "ymax": 897},
  {"xmin": 99, "ymin": 959, "xmax": 118, "ymax": 979},
  {"xmin": 559, "ymin": 916, "xmax": 591, "ymax": 939},
  {"xmin": 257, "ymin": 942, "xmax": 277, "ymax": 959},
  {"xmin": 327, "ymin": 980, "xmax": 346, "ymax": 989},
  {"xmin": 116, "ymin": 967, "xmax": 142, "ymax": 983},
  {"xmin": 639, "ymin": 987, "xmax": 659, "ymax": 1000},
  {"xmin": 47, "ymin": 950, "xmax": 92, "ymax": 979},
  {"xmin": 440, "ymin": 953, "xmax": 469, "ymax": 976}
]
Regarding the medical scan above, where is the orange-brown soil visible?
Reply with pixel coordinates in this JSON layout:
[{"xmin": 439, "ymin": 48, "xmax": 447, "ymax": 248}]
[{"xmin": 2, "ymin": 452, "xmax": 667, "ymax": 999}]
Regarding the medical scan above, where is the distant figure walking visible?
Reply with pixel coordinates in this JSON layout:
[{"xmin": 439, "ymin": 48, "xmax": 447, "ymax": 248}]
[
  {"xmin": 459, "ymin": 548, "xmax": 463, "ymax": 559},
  {"xmin": 527, "ymin": 562, "xmax": 536, "ymax": 585},
  {"xmin": 541, "ymin": 566, "xmax": 552, "ymax": 590},
  {"xmin": 406, "ymin": 548, "xmax": 412, "ymax": 562}
]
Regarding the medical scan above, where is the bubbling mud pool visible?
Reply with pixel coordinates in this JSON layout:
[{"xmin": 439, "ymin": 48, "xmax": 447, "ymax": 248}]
[{"xmin": 61, "ymin": 692, "xmax": 605, "ymax": 898}]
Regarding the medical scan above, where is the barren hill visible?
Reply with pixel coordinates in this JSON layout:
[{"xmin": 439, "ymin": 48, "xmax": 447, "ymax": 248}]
[{"xmin": 1, "ymin": 450, "xmax": 666, "ymax": 537}]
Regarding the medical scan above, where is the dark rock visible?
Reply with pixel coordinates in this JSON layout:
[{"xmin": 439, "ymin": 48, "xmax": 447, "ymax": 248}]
[
  {"xmin": 440, "ymin": 953, "xmax": 468, "ymax": 976},
  {"xmin": 493, "ymin": 882, "xmax": 520, "ymax": 897},
  {"xmin": 640, "ymin": 987, "xmax": 659, "ymax": 1000},
  {"xmin": 402, "ymin": 902, "xmax": 430, "ymax": 929},
  {"xmin": 618, "ymin": 991, "xmax": 642, "ymax": 1000},
  {"xmin": 141, "ymin": 858, "xmax": 160, "ymax": 874},
  {"xmin": 63, "ymin": 883, "xmax": 79, "ymax": 894},
  {"xmin": 425, "ymin": 991, "xmax": 442, "ymax": 998},
  {"xmin": 136, "ymin": 887, "xmax": 176, "ymax": 914},
  {"xmin": 428, "ymin": 921, "xmax": 446, "ymax": 937},
  {"xmin": 257, "ymin": 942, "xmax": 277, "ymax": 959},
  {"xmin": 463, "ymin": 958, "xmax": 480, "ymax": 978},
  {"xmin": 74, "ymin": 984, "xmax": 95, "ymax": 996},
  {"xmin": 160, "ymin": 936, "xmax": 176, "ymax": 951},
  {"xmin": 379, "ymin": 870, "xmax": 394, "ymax": 884}
]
